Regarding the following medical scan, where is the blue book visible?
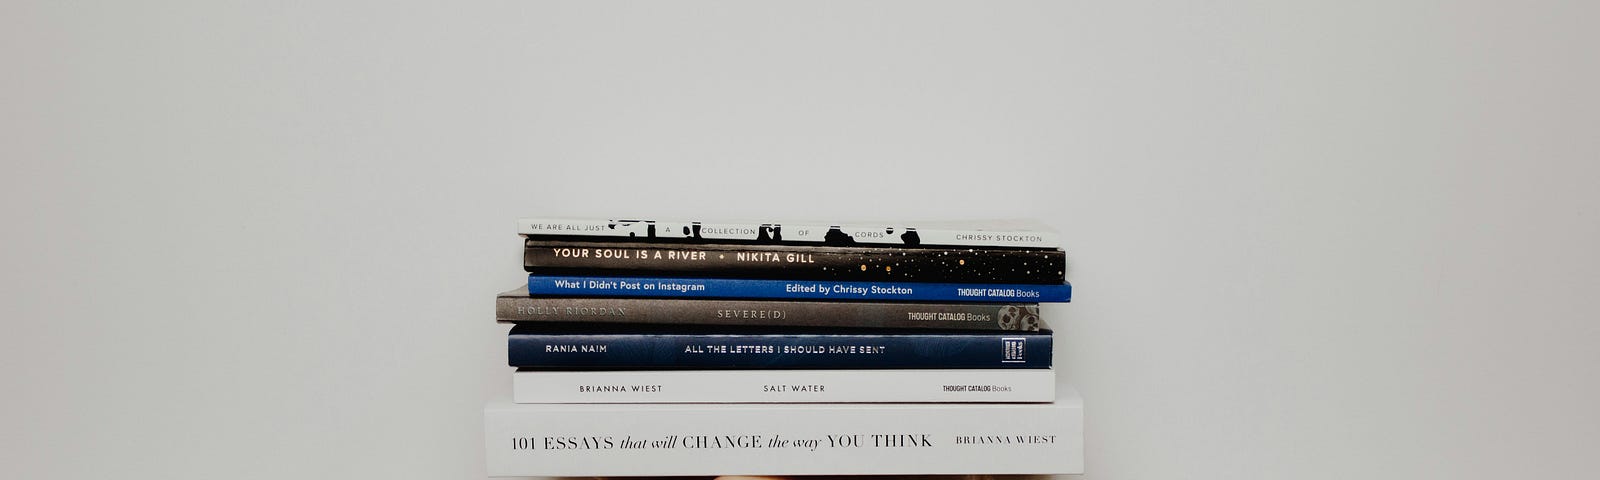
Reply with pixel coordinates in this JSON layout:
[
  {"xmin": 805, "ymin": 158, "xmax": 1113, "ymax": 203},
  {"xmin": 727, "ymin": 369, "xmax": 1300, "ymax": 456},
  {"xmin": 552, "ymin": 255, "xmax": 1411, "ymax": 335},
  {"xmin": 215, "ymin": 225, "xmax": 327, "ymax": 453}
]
[
  {"xmin": 527, "ymin": 275, "xmax": 1071, "ymax": 303},
  {"xmin": 508, "ymin": 323, "xmax": 1052, "ymax": 370}
]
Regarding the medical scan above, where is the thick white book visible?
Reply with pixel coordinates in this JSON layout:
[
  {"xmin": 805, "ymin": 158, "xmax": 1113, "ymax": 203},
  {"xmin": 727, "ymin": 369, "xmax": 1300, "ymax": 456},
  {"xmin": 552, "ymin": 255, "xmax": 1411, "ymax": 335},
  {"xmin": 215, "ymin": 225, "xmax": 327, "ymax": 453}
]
[
  {"xmin": 484, "ymin": 385, "xmax": 1084, "ymax": 476},
  {"xmin": 512, "ymin": 368, "xmax": 1057, "ymax": 403},
  {"xmin": 516, "ymin": 217, "xmax": 1062, "ymax": 248}
]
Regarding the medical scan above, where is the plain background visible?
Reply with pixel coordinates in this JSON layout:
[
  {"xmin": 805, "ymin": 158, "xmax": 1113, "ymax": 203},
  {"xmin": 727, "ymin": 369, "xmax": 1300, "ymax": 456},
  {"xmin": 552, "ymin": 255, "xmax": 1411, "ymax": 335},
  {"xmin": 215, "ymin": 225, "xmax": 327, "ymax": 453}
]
[{"xmin": 4, "ymin": 1, "xmax": 1597, "ymax": 479}]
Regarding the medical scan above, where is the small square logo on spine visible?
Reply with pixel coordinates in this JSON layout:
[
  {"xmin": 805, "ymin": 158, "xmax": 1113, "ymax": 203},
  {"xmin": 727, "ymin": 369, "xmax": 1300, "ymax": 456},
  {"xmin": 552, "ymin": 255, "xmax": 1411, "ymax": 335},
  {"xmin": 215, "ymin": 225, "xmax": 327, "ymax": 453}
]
[{"xmin": 1001, "ymin": 337, "xmax": 1026, "ymax": 363}]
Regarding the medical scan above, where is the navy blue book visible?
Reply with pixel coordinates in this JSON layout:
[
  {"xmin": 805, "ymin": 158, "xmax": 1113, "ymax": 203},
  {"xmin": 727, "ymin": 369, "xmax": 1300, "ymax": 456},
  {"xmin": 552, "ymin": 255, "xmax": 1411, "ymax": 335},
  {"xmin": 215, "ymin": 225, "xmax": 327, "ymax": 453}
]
[
  {"xmin": 527, "ymin": 275, "xmax": 1071, "ymax": 303},
  {"xmin": 507, "ymin": 323, "xmax": 1052, "ymax": 370}
]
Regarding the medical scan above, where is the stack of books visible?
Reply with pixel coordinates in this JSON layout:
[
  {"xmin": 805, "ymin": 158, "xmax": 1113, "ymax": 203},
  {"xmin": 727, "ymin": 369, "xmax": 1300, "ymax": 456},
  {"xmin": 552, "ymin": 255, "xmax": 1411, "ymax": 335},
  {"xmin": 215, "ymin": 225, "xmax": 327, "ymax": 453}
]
[{"xmin": 484, "ymin": 217, "xmax": 1083, "ymax": 476}]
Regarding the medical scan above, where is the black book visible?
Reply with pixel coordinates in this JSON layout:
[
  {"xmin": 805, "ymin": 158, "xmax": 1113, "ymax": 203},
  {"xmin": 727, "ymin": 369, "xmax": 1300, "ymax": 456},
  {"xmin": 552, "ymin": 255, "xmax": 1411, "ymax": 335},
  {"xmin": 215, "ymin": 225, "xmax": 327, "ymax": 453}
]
[
  {"xmin": 524, "ymin": 239, "xmax": 1066, "ymax": 284},
  {"xmin": 506, "ymin": 322, "xmax": 1053, "ymax": 370}
]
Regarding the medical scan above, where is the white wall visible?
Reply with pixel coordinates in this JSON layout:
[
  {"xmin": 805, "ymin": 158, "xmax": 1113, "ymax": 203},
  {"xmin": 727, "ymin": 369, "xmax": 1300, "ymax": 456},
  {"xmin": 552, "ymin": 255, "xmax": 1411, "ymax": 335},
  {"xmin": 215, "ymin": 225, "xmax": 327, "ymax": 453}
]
[{"xmin": 4, "ymin": 1, "xmax": 1597, "ymax": 479}]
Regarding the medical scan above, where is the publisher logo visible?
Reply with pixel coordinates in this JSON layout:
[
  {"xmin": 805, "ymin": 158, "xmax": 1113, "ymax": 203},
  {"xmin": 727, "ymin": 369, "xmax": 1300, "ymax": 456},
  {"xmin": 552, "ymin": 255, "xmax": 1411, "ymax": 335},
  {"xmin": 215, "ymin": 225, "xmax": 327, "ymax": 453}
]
[
  {"xmin": 995, "ymin": 305, "xmax": 1040, "ymax": 331},
  {"xmin": 1001, "ymin": 338, "xmax": 1025, "ymax": 363}
]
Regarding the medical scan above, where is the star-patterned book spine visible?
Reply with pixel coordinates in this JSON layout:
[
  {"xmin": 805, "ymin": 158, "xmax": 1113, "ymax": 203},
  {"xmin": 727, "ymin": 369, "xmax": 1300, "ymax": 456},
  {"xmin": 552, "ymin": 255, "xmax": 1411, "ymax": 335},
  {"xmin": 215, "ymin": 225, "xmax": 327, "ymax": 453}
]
[{"xmin": 523, "ymin": 239, "xmax": 1066, "ymax": 284}]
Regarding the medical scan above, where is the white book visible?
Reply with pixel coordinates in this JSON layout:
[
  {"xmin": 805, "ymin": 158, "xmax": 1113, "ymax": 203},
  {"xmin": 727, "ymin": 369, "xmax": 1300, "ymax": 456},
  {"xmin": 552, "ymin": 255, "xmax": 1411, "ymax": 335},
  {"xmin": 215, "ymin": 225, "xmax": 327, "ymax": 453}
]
[
  {"xmin": 516, "ymin": 217, "xmax": 1061, "ymax": 248},
  {"xmin": 484, "ymin": 385, "xmax": 1083, "ymax": 476},
  {"xmin": 512, "ymin": 368, "xmax": 1056, "ymax": 403}
]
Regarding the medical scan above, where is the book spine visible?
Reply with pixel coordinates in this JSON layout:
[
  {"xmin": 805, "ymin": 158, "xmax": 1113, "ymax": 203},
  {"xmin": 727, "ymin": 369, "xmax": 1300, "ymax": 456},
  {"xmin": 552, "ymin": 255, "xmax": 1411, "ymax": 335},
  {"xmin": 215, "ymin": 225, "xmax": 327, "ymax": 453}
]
[
  {"xmin": 507, "ymin": 328, "xmax": 1051, "ymax": 369},
  {"xmin": 524, "ymin": 240, "xmax": 1066, "ymax": 284},
  {"xmin": 517, "ymin": 218, "xmax": 1060, "ymax": 248},
  {"xmin": 512, "ymin": 369, "xmax": 1056, "ymax": 403},
  {"xmin": 484, "ymin": 390, "xmax": 1084, "ymax": 476},
  {"xmin": 528, "ymin": 275, "xmax": 1071, "ymax": 303},
  {"xmin": 496, "ymin": 297, "xmax": 1047, "ymax": 332}
]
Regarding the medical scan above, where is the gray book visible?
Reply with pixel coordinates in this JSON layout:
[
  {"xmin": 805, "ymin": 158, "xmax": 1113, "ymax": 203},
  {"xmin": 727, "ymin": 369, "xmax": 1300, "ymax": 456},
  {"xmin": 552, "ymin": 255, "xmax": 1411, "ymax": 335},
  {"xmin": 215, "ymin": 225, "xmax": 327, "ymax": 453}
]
[{"xmin": 496, "ymin": 286, "xmax": 1044, "ymax": 331}]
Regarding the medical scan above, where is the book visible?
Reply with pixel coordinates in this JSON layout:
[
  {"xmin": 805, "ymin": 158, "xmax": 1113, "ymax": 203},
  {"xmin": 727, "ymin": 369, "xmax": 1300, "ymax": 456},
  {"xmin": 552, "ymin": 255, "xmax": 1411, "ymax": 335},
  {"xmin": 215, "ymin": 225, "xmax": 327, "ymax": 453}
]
[
  {"xmin": 483, "ymin": 385, "xmax": 1084, "ymax": 476},
  {"xmin": 527, "ymin": 275, "xmax": 1072, "ymax": 302},
  {"xmin": 497, "ymin": 286, "xmax": 1048, "ymax": 331},
  {"xmin": 518, "ymin": 217, "xmax": 1061, "ymax": 248},
  {"xmin": 524, "ymin": 239, "xmax": 1066, "ymax": 284},
  {"xmin": 507, "ymin": 323, "xmax": 1052, "ymax": 369},
  {"xmin": 511, "ymin": 368, "xmax": 1056, "ymax": 403}
]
